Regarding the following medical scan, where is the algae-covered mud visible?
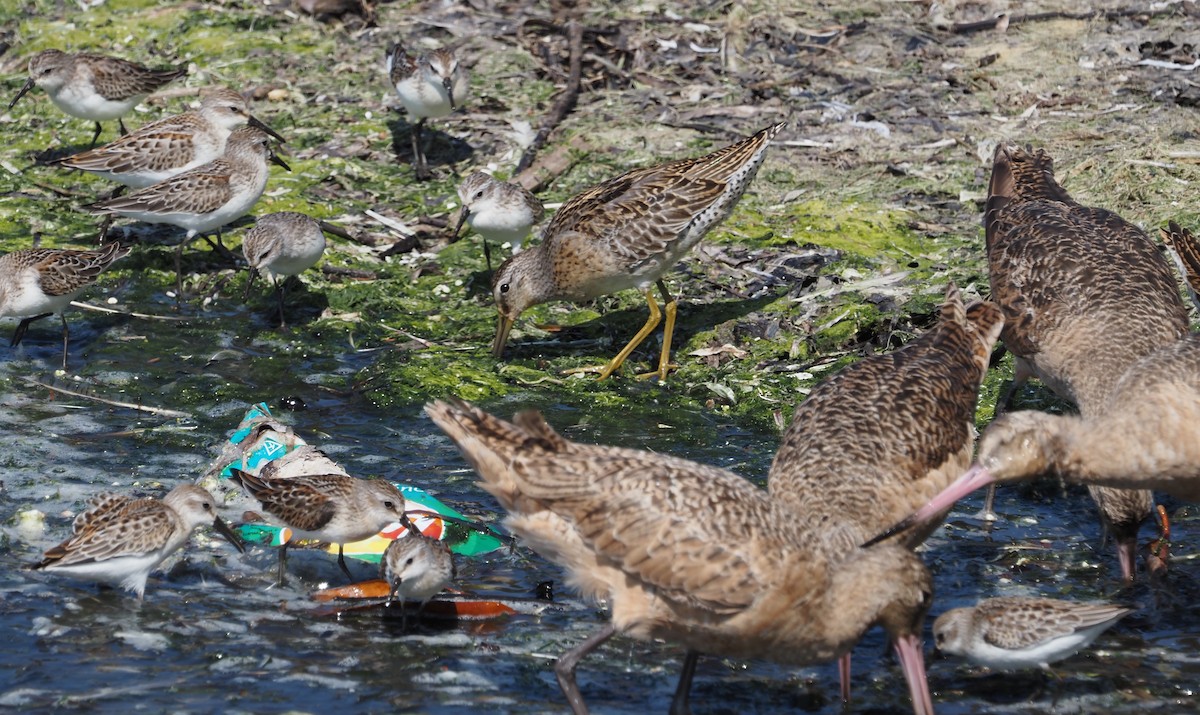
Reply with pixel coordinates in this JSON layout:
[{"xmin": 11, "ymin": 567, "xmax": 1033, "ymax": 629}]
[{"xmin": 1, "ymin": 1, "xmax": 1199, "ymax": 713}]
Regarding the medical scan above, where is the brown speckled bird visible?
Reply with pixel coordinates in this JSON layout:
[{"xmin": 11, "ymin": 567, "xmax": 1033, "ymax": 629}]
[
  {"xmin": 490, "ymin": 122, "xmax": 785, "ymax": 381},
  {"xmin": 769, "ymin": 283, "xmax": 1002, "ymax": 701},
  {"xmin": 977, "ymin": 143, "xmax": 1188, "ymax": 582},
  {"xmin": 874, "ymin": 333, "xmax": 1200, "ymax": 533},
  {"xmin": 0, "ymin": 242, "xmax": 131, "ymax": 370},
  {"xmin": 9, "ymin": 49, "xmax": 186, "ymax": 147},
  {"xmin": 427, "ymin": 399, "xmax": 935, "ymax": 715},
  {"xmin": 1161, "ymin": 220, "xmax": 1200, "ymax": 316}
]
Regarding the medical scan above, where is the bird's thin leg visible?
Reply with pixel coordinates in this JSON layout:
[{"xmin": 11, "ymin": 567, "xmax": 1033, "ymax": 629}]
[
  {"xmin": 669, "ymin": 650, "xmax": 699, "ymax": 715},
  {"xmin": 277, "ymin": 540, "xmax": 290, "ymax": 586},
  {"xmin": 97, "ymin": 186, "xmax": 126, "ymax": 243},
  {"xmin": 638, "ymin": 279, "xmax": 679, "ymax": 381},
  {"xmin": 554, "ymin": 623, "xmax": 616, "ymax": 715},
  {"xmin": 59, "ymin": 313, "xmax": 70, "ymax": 372},
  {"xmin": 337, "ymin": 544, "xmax": 354, "ymax": 583},
  {"xmin": 564, "ymin": 289, "xmax": 662, "ymax": 381},
  {"xmin": 275, "ymin": 277, "xmax": 287, "ymax": 329},
  {"xmin": 411, "ymin": 118, "xmax": 431, "ymax": 181},
  {"xmin": 90, "ymin": 121, "xmax": 103, "ymax": 147},
  {"xmin": 483, "ymin": 239, "xmax": 493, "ymax": 271},
  {"xmin": 838, "ymin": 652, "xmax": 851, "ymax": 703},
  {"xmin": 979, "ymin": 358, "xmax": 1031, "ymax": 521},
  {"xmin": 11, "ymin": 313, "xmax": 51, "ymax": 347},
  {"xmin": 118, "ymin": 118, "xmax": 128, "ymax": 136}
]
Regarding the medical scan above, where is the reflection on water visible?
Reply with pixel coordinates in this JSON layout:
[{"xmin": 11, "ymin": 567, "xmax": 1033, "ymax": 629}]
[{"xmin": 0, "ymin": 340, "xmax": 1195, "ymax": 714}]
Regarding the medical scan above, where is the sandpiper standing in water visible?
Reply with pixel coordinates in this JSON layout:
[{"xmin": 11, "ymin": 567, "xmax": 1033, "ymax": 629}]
[
  {"xmin": 9, "ymin": 49, "xmax": 187, "ymax": 147},
  {"xmin": 381, "ymin": 525, "xmax": 455, "ymax": 627},
  {"xmin": 31, "ymin": 484, "xmax": 245, "ymax": 600},
  {"xmin": 490, "ymin": 122, "xmax": 785, "ymax": 381},
  {"xmin": 386, "ymin": 42, "xmax": 468, "ymax": 181},
  {"xmin": 241, "ymin": 212, "xmax": 328, "ymax": 328},
  {"xmin": 0, "ymin": 242, "xmax": 131, "ymax": 370}
]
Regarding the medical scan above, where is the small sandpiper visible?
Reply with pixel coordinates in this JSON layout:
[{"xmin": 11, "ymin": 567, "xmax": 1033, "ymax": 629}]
[
  {"xmin": 51, "ymin": 86, "xmax": 286, "ymax": 189},
  {"xmin": 228, "ymin": 468, "xmax": 409, "ymax": 584},
  {"xmin": 31, "ymin": 484, "xmax": 245, "ymax": 600},
  {"xmin": 381, "ymin": 526, "xmax": 455, "ymax": 627},
  {"xmin": 0, "ymin": 242, "xmax": 131, "ymax": 370},
  {"xmin": 9, "ymin": 49, "xmax": 187, "ymax": 147},
  {"xmin": 84, "ymin": 125, "xmax": 290, "ymax": 297},
  {"xmin": 454, "ymin": 171, "xmax": 544, "ymax": 269},
  {"xmin": 934, "ymin": 597, "xmax": 1132, "ymax": 672},
  {"xmin": 490, "ymin": 122, "xmax": 785, "ymax": 381},
  {"xmin": 241, "ymin": 212, "xmax": 328, "ymax": 327},
  {"xmin": 386, "ymin": 42, "xmax": 468, "ymax": 181}
]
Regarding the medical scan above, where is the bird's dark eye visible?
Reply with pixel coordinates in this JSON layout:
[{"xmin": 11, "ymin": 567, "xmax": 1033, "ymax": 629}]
[
  {"xmin": 500, "ymin": 283, "xmax": 510, "ymax": 294},
  {"xmin": 384, "ymin": 500, "xmax": 396, "ymax": 509},
  {"xmin": 405, "ymin": 558, "xmax": 414, "ymax": 566},
  {"xmin": 474, "ymin": 189, "xmax": 485, "ymax": 200}
]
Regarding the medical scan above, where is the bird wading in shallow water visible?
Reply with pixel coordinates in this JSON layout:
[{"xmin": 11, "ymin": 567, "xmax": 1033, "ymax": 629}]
[{"xmin": 490, "ymin": 122, "xmax": 785, "ymax": 381}]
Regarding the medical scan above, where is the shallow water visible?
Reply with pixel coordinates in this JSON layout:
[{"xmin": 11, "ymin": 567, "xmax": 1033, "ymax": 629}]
[{"xmin": 0, "ymin": 320, "xmax": 1197, "ymax": 714}]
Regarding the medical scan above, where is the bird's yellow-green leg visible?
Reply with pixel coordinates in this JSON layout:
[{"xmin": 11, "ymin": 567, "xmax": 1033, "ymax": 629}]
[
  {"xmin": 638, "ymin": 279, "xmax": 678, "ymax": 381},
  {"xmin": 564, "ymin": 288, "xmax": 662, "ymax": 380}
]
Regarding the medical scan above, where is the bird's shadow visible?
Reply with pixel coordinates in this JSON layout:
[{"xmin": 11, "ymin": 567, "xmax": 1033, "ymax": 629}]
[{"xmin": 385, "ymin": 113, "xmax": 473, "ymax": 170}]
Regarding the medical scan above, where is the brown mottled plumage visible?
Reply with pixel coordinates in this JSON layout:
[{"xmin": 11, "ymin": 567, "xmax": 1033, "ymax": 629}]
[
  {"xmin": 934, "ymin": 597, "xmax": 1131, "ymax": 670},
  {"xmin": 0, "ymin": 242, "xmax": 131, "ymax": 370},
  {"xmin": 9, "ymin": 49, "xmax": 186, "ymax": 146},
  {"xmin": 1161, "ymin": 221, "xmax": 1200, "ymax": 316},
  {"xmin": 426, "ymin": 399, "xmax": 935, "ymax": 715},
  {"xmin": 32, "ymin": 484, "xmax": 244, "ymax": 600},
  {"xmin": 771, "ymin": 284, "xmax": 1003, "ymax": 553},
  {"xmin": 869, "ymin": 334, "xmax": 1200, "ymax": 543},
  {"xmin": 491, "ymin": 122, "xmax": 785, "ymax": 381},
  {"xmin": 228, "ymin": 468, "xmax": 408, "ymax": 583},
  {"xmin": 980, "ymin": 144, "xmax": 1188, "ymax": 581}
]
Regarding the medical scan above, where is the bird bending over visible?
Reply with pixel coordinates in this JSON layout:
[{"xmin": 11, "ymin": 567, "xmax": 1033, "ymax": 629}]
[
  {"xmin": 975, "ymin": 143, "xmax": 1188, "ymax": 581},
  {"xmin": 31, "ymin": 484, "xmax": 245, "ymax": 600},
  {"xmin": 490, "ymin": 122, "xmax": 785, "ymax": 381},
  {"xmin": 381, "ymin": 524, "xmax": 456, "ymax": 628},
  {"xmin": 427, "ymin": 399, "xmax": 934, "ymax": 715},
  {"xmin": 241, "ymin": 212, "xmax": 328, "ymax": 327}
]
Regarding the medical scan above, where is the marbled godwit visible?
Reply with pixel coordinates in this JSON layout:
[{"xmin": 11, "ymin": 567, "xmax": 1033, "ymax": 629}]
[
  {"xmin": 933, "ymin": 597, "xmax": 1131, "ymax": 671},
  {"xmin": 866, "ymin": 333, "xmax": 1200, "ymax": 542},
  {"xmin": 427, "ymin": 399, "xmax": 935, "ymax": 715},
  {"xmin": 490, "ymin": 122, "xmax": 784, "ymax": 381},
  {"xmin": 769, "ymin": 283, "xmax": 1002, "ymax": 700},
  {"xmin": 976, "ymin": 143, "xmax": 1188, "ymax": 581}
]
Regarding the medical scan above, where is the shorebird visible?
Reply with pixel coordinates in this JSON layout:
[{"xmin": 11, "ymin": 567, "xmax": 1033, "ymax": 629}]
[
  {"xmin": 9, "ymin": 49, "xmax": 187, "ymax": 147},
  {"xmin": 386, "ymin": 42, "xmax": 468, "ymax": 181},
  {"xmin": 865, "ymin": 334, "xmax": 1200, "ymax": 543},
  {"xmin": 31, "ymin": 484, "xmax": 245, "ymax": 600},
  {"xmin": 426, "ymin": 399, "xmax": 935, "ymax": 715},
  {"xmin": 84, "ymin": 125, "xmax": 289, "ymax": 297},
  {"xmin": 241, "ymin": 212, "xmax": 328, "ymax": 327},
  {"xmin": 454, "ymin": 171, "xmax": 544, "ymax": 269},
  {"xmin": 768, "ymin": 284, "xmax": 1002, "ymax": 702},
  {"xmin": 228, "ymin": 468, "xmax": 409, "ymax": 584},
  {"xmin": 50, "ymin": 86, "xmax": 286, "ymax": 189},
  {"xmin": 0, "ymin": 242, "xmax": 131, "ymax": 370},
  {"xmin": 934, "ymin": 597, "xmax": 1132, "ymax": 672},
  {"xmin": 490, "ymin": 122, "xmax": 785, "ymax": 381},
  {"xmin": 381, "ymin": 526, "xmax": 455, "ymax": 627},
  {"xmin": 974, "ymin": 143, "xmax": 1188, "ymax": 581}
]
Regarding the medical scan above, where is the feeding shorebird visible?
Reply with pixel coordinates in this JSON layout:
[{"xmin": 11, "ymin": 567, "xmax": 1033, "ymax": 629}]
[
  {"xmin": 31, "ymin": 484, "xmax": 245, "ymax": 600},
  {"xmin": 9, "ymin": 49, "xmax": 187, "ymax": 147},
  {"xmin": 381, "ymin": 526, "xmax": 455, "ymax": 627},
  {"xmin": 0, "ymin": 242, "xmax": 130, "ymax": 371},
  {"xmin": 866, "ymin": 333, "xmax": 1200, "ymax": 544},
  {"xmin": 386, "ymin": 42, "xmax": 468, "ymax": 181},
  {"xmin": 972, "ymin": 143, "xmax": 1188, "ymax": 582},
  {"xmin": 84, "ymin": 125, "xmax": 289, "ymax": 297},
  {"xmin": 427, "ymin": 399, "xmax": 935, "ymax": 715},
  {"xmin": 490, "ymin": 122, "xmax": 784, "ymax": 381},
  {"xmin": 769, "ymin": 283, "xmax": 1002, "ymax": 702},
  {"xmin": 228, "ymin": 468, "xmax": 408, "ymax": 584},
  {"xmin": 454, "ymin": 171, "xmax": 544, "ymax": 269},
  {"xmin": 50, "ymin": 86, "xmax": 286, "ymax": 189},
  {"xmin": 933, "ymin": 597, "xmax": 1132, "ymax": 672},
  {"xmin": 241, "ymin": 211, "xmax": 328, "ymax": 327}
]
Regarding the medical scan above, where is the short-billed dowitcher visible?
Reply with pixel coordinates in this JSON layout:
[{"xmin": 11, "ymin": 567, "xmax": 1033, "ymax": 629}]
[{"xmin": 490, "ymin": 122, "xmax": 785, "ymax": 381}]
